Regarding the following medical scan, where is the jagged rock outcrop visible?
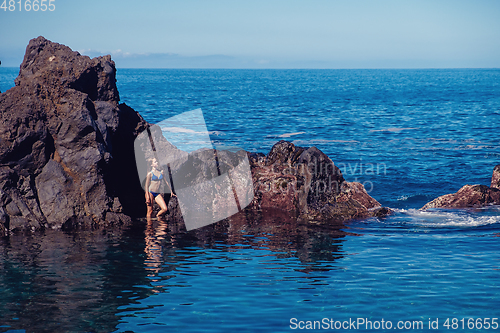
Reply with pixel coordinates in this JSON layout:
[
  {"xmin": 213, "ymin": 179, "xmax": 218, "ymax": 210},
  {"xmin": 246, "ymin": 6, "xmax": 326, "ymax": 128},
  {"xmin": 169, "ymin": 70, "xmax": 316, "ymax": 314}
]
[
  {"xmin": 0, "ymin": 37, "xmax": 389, "ymax": 234},
  {"xmin": 491, "ymin": 165, "xmax": 500, "ymax": 190},
  {"xmin": 422, "ymin": 165, "xmax": 500, "ymax": 209},
  {"xmin": 154, "ymin": 139, "xmax": 390, "ymax": 228},
  {"xmin": 0, "ymin": 36, "xmax": 148, "ymax": 233},
  {"xmin": 248, "ymin": 140, "xmax": 389, "ymax": 223}
]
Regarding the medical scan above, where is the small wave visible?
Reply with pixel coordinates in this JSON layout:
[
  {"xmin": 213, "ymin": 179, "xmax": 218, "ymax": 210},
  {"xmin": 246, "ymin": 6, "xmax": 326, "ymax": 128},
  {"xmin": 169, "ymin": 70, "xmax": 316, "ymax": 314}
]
[
  {"xmin": 459, "ymin": 145, "xmax": 494, "ymax": 150},
  {"xmin": 369, "ymin": 127, "xmax": 418, "ymax": 133},
  {"xmin": 393, "ymin": 194, "xmax": 431, "ymax": 205},
  {"xmin": 395, "ymin": 208, "xmax": 500, "ymax": 228},
  {"xmin": 291, "ymin": 139, "xmax": 360, "ymax": 145},
  {"xmin": 278, "ymin": 132, "xmax": 306, "ymax": 138},
  {"xmin": 161, "ymin": 126, "xmax": 205, "ymax": 134},
  {"xmin": 160, "ymin": 127, "xmax": 224, "ymax": 136}
]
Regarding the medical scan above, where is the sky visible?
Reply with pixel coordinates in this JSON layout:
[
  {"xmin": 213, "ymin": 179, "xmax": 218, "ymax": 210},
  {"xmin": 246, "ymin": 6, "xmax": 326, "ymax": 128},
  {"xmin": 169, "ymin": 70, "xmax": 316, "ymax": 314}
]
[{"xmin": 1, "ymin": 0, "xmax": 500, "ymax": 68}]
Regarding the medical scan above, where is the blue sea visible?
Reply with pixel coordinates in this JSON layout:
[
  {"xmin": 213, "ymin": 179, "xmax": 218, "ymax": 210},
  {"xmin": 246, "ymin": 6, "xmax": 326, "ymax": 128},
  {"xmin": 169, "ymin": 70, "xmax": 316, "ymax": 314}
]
[{"xmin": 1, "ymin": 68, "xmax": 500, "ymax": 332}]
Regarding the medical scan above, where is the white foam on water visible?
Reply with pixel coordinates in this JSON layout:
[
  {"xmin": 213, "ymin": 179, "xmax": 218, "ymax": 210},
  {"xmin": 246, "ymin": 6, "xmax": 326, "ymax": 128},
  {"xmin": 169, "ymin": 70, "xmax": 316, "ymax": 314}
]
[
  {"xmin": 394, "ymin": 208, "xmax": 500, "ymax": 228},
  {"xmin": 397, "ymin": 195, "xmax": 410, "ymax": 201}
]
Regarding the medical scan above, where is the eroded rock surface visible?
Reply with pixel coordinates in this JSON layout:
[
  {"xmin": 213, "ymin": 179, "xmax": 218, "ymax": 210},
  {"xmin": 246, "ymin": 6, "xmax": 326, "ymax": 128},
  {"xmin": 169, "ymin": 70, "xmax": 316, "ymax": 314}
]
[
  {"xmin": 0, "ymin": 36, "xmax": 148, "ymax": 232},
  {"xmin": 422, "ymin": 165, "xmax": 500, "ymax": 209},
  {"xmin": 248, "ymin": 140, "xmax": 390, "ymax": 223},
  {"xmin": 491, "ymin": 165, "xmax": 500, "ymax": 190}
]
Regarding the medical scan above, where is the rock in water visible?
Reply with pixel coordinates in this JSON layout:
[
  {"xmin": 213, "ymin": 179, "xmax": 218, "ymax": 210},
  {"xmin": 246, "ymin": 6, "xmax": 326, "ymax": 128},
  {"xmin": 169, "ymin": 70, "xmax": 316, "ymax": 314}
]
[
  {"xmin": 249, "ymin": 140, "xmax": 389, "ymax": 223},
  {"xmin": 0, "ymin": 37, "xmax": 390, "ymax": 233},
  {"xmin": 491, "ymin": 165, "xmax": 500, "ymax": 190},
  {"xmin": 0, "ymin": 36, "xmax": 148, "ymax": 232},
  {"xmin": 421, "ymin": 165, "xmax": 500, "ymax": 210}
]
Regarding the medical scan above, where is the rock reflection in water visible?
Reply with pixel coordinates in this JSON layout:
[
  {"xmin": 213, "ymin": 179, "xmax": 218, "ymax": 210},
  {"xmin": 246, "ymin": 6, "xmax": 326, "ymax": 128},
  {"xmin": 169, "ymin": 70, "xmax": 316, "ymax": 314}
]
[
  {"xmin": 0, "ymin": 210, "xmax": 349, "ymax": 332},
  {"xmin": 0, "ymin": 224, "xmax": 154, "ymax": 333},
  {"xmin": 144, "ymin": 208, "xmax": 350, "ymax": 274}
]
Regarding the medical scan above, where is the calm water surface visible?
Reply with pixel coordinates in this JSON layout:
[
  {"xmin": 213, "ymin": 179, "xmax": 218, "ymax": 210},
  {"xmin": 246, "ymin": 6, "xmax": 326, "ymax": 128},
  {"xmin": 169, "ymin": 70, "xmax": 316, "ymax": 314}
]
[{"xmin": 0, "ymin": 68, "xmax": 499, "ymax": 332}]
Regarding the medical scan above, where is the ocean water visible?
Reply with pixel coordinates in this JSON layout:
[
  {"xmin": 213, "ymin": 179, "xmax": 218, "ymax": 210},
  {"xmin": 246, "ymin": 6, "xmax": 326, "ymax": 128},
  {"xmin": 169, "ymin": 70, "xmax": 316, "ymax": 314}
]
[{"xmin": 1, "ymin": 68, "xmax": 500, "ymax": 332}]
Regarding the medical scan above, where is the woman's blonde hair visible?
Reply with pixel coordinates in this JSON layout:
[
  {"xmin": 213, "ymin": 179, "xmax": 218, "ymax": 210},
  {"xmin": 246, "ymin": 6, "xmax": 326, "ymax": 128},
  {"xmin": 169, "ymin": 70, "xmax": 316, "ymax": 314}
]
[{"xmin": 147, "ymin": 158, "xmax": 157, "ymax": 169}]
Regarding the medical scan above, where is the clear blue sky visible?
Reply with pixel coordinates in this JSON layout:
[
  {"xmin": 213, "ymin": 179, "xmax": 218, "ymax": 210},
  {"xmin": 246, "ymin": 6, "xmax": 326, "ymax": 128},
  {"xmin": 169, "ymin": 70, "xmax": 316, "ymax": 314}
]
[{"xmin": 1, "ymin": 0, "xmax": 499, "ymax": 68}]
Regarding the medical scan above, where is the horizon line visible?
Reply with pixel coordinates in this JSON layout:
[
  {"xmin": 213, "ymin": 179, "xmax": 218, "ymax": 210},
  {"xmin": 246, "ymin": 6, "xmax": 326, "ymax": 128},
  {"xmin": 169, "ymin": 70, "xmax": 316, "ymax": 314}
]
[{"xmin": 1, "ymin": 66, "xmax": 500, "ymax": 71}]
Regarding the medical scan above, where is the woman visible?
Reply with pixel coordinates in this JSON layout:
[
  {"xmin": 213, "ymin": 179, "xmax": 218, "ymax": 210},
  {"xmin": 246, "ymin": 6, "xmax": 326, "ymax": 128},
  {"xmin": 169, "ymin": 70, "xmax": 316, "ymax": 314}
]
[{"xmin": 145, "ymin": 158, "xmax": 176, "ymax": 218}]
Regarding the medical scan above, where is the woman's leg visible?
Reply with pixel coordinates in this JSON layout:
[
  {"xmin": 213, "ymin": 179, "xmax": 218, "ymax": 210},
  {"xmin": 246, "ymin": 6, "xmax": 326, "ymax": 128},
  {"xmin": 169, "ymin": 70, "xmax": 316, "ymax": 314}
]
[
  {"xmin": 146, "ymin": 192, "xmax": 153, "ymax": 218},
  {"xmin": 155, "ymin": 194, "xmax": 168, "ymax": 217}
]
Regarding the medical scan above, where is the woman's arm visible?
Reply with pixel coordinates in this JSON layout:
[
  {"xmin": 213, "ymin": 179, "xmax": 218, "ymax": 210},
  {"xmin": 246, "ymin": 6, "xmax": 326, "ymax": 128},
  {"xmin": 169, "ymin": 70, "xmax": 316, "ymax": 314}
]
[{"xmin": 162, "ymin": 170, "xmax": 176, "ymax": 197}]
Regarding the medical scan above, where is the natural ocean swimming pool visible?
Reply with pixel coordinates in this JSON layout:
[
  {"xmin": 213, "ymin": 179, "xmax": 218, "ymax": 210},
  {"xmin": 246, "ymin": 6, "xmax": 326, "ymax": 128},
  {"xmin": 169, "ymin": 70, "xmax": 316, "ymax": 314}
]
[{"xmin": 0, "ymin": 68, "xmax": 499, "ymax": 332}]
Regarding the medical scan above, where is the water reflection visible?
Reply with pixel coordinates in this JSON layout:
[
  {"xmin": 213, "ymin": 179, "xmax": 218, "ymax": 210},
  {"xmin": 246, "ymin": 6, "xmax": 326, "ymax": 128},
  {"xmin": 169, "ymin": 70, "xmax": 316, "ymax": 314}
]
[
  {"xmin": 0, "ymin": 224, "xmax": 154, "ymax": 333},
  {"xmin": 144, "ymin": 218, "xmax": 169, "ymax": 277},
  {"xmin": 0, "ymin": 210, "xmax": 349, "ymax": 332},
  {"xmin": 146, "ymin": 208, "xmax": 350, "ymax": 272},
  {"xmin": 117, "ymin": 210, "xmax": 351, "ymax": 332}
]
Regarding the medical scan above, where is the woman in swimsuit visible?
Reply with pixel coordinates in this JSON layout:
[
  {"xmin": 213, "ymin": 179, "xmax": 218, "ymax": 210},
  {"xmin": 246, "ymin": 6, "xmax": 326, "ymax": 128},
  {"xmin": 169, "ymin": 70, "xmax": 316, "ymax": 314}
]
[{"xmin": 145, "ymin": 158, "xmax": 175, "ymax": 218}]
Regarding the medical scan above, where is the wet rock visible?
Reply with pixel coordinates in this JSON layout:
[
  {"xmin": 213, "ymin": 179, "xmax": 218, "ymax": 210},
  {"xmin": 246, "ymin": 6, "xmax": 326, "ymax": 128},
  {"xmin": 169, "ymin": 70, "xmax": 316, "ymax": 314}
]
[
  {"xmin": 338, "ymin": 181, "xmax": 380, "ymax": 210},
  {"xmin": 35, "ymin": 160, "xmax": 77, "ymax": 228},
  {"xmin": 422, "ymin": 165, "xmax": 500, "ymax": 209},
  {"xmin": 249, "ymin": 140, "xmax": 388, "ymax": 223},
  {"xmin": 371, "ymin": 206, "xmax": 394, "ymax": 218},
  {"xmin": 145, "ymin": 139, "xmax": 389, "ymax": 225},
  {"xmin": 0, "ymin": 207, "xmax": 8, "ymax": 224},
  {"xmin": 5, "ymin": 201, "xmax": 21, "ymax": 217},
  {"xmin": 422, "ymin": 184, "xmax": 500, "ymax": 209},
  {"xmin": 491, "ymin": 165, "xmax": 500, "ymax": 190}
]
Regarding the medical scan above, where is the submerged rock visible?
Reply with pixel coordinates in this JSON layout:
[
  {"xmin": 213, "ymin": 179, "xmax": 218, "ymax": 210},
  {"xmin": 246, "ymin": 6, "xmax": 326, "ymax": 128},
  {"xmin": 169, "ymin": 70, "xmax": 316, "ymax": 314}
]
[{"xmin": 422, "ymin": 165, "xmax": 500, "ymax": 209}]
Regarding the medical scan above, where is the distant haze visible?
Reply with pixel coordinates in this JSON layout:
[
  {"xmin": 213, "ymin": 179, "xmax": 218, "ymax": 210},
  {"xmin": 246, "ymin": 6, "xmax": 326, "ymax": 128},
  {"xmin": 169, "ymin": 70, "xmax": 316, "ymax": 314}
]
[{"xmin": 1, "ymin": 0, "xmax": 499, "ymax": 68}]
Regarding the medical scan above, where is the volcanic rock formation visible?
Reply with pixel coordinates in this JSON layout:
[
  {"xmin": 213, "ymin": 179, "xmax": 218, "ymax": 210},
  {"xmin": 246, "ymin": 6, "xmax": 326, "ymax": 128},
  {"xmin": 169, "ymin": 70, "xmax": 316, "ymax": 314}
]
[
  {"xmin": 248, "ymin": 140, "xmax": 387, "ymax": 223},
  {"xmin": 421, "ymin": 165, "xmax": 500, "ymax": 209},
  {"xmin": 0, "ymin": 37, "xmax": 388, "ymax": 233},
  {"xmin": 0, "ymin": 36, "xmax": 148, "ymax": 233}
]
